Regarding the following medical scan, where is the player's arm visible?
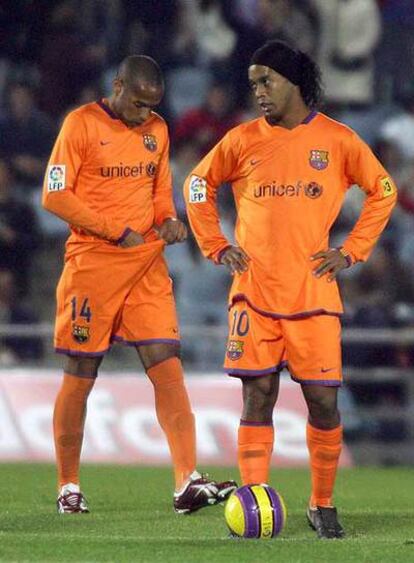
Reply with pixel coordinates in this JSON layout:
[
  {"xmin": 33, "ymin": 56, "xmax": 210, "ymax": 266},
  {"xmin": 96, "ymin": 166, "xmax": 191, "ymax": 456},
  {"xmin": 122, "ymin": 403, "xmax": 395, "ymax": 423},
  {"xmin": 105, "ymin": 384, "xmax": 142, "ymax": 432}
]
[
  {"xmin": 152, "ymin": 133, "xmax": 186, "ymax": 244},
  {"xmin": 341, "ymin": 132, "xmax": 397, "ymax": 263},
  {"xmin": 42, "ymin": 112, "xmax": 141, "ymax": 246},
  {"xmin": 312, "ymin": 132, "xmax": 397, "ymax": 280},
  {"xmin": 183, "ymin": 130, "xmax": 248, "ymax": 271}
]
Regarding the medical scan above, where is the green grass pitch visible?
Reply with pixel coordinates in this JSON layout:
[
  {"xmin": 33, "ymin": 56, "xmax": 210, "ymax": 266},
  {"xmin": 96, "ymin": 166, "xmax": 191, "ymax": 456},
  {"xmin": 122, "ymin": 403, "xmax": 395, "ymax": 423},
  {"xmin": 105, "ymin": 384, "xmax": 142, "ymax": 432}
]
[{"xmin": 0, "ymin": 464, "xmax": 413, "ymax": 562}]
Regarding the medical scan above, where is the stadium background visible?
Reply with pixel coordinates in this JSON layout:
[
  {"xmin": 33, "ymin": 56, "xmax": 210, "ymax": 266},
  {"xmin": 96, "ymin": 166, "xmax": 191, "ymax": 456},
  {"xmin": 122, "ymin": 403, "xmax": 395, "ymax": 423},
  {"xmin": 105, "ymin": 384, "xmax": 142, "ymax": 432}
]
[{"xmin": 1, "ymin": 0, "xmax": 414, "ymax": 471}]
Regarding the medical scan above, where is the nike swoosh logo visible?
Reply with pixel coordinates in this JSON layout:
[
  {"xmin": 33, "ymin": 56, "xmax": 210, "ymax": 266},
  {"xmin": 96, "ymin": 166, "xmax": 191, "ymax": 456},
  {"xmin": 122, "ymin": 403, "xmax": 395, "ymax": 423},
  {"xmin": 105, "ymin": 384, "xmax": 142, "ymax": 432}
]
[
  {"xmin": 100, "ymin": 141, "xmax": 111, "ymax": 146},
  {"xmin": 321, "ymin": 367, "xmax": 335, "ymax": 373}
]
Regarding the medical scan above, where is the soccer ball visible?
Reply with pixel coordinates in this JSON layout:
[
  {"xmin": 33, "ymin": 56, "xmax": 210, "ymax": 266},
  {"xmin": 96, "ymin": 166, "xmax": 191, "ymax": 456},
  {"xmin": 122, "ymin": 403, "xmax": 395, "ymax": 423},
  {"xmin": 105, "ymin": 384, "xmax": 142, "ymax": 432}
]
[{"xmin": 225, "ymin": 484, "xmax": 286, "ymax": 539}]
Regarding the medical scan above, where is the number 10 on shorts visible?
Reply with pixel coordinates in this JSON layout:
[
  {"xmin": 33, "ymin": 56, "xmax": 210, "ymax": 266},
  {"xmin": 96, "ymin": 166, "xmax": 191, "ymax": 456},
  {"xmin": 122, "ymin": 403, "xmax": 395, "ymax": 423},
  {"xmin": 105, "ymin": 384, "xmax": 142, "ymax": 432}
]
[
  {"xmin": 231, "ymin": 310, "xmax": 249, "ymax": 336},
  {"xmin": 71, "ymin": 297, "xmax": 92, "ymax": 323}
]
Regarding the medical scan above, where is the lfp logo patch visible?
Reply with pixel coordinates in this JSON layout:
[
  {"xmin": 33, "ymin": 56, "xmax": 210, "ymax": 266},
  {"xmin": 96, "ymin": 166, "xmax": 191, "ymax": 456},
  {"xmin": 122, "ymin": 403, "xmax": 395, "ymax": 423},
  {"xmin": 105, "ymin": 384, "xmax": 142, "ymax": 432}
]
[
  {"xmin": 309, "ymin": 150, "xmax": 329, "ymax": 170},
  {"xmin": 227, "ymin": 340, "xmax": 244, "ymax": 361},
  {"xmin": 189, "ymin": 175, "xmax": 207, "ymax": 203},
  {"xmin": 47, "ymin": 165, "xmax": 66, "ymax": 192}
]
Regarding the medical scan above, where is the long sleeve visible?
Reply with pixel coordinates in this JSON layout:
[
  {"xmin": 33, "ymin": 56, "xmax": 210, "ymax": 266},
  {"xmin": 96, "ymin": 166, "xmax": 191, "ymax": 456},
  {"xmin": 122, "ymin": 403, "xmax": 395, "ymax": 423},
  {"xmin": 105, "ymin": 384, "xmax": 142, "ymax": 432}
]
[
  {"xmin": 341, "ymin": 132, "xmax": 397, "ymax": 262},
  {"xmin": 152, "ymin": 135, "xmax": 177, "ymax": 226},
  {"xmin": 42, "ymin": 112, "xmax": 127, "ymax": 242},
  {"xmin": 183, "ymin": 131, "xmax": 238, "ymax": 262}
]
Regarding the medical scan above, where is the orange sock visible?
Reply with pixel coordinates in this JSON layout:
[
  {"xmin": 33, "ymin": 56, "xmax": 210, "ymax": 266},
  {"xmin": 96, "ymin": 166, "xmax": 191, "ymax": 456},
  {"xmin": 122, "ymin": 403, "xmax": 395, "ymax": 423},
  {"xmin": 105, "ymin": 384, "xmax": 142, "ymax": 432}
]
[
  {"xmin": 238, "ymin": 421, "xmax": 274, "ymax": 485},
  {"xmin": 307, "ymin": 422, "xmax": 342, "ymax": 507},
  {"xmin": 53, "ymin": 373, "xmax": 95, "ymax": 488},
  {"xmin": 147, "ymin": 357, "xmax": 196, "ymax": 490}
]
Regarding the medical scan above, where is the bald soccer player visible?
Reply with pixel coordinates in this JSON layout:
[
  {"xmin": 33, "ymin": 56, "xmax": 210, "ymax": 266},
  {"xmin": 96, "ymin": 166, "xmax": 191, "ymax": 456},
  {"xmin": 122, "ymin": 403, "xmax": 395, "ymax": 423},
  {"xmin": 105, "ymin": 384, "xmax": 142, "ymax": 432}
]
[
  {"xmin": 43, "ymin": 55, "xmax": 236, "ymax": 514},
  {"xmin": 184, "ymin": 41, "xmax": 397, "ymax": 538}
]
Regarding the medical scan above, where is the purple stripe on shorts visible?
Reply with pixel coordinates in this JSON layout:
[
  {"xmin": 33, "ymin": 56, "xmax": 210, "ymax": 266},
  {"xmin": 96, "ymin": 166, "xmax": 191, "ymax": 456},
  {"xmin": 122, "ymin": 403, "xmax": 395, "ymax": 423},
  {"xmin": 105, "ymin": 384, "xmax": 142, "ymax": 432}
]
[
  {"xmin": 55, "ymin": 347, "xmax": 109, "ymax": 357},
  {"xmin": 290, "ymin": 375, "xmax": 342, "ymax": 387},
  {"xmin": 240, "ymin": 419, "xmax": 273, "ymax": 427},
  {"xmin": 230, "ymin": 294, "xmax": 342, "ymax": 319},
  {"xmin": 112, "ymin": 335, "xmax": 180, "ymax": 347},
  {"xmin": 266, "ymin": 487, "xmax": 284, "ymax": 536},
  {"xmin": 226, "ymin": 361, "xmax": 287, "ymax": 377},
  {"xmin": 235, "ymin": 487, "xmax": 260, "ymax": 538}
]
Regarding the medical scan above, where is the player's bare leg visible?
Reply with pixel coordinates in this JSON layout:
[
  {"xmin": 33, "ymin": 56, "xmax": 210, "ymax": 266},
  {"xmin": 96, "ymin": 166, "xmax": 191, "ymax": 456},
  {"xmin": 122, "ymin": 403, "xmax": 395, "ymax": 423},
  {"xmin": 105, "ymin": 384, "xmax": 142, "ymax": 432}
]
[
  {"xmin": 138, "ymin": 342, "xmax": 237, "ymax": 513},
  {"xmin": 301, "ymin": 384, "xmax": 344, "ymax": 539},
  {"xmin": 54, "ymin": 356, "xmax": 102, "ymax": 514},
  {"xmin": 238, "ymin": 374, "xmax": 280, "ymax": 485}
]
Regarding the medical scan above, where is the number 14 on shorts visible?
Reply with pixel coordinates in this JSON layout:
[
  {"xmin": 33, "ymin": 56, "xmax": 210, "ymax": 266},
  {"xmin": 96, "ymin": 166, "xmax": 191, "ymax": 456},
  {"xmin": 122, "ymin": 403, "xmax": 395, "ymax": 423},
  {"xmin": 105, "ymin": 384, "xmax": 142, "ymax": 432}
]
[{"xmin": 71, "ymin": 297, "xmax": 92, "ymax": 323}]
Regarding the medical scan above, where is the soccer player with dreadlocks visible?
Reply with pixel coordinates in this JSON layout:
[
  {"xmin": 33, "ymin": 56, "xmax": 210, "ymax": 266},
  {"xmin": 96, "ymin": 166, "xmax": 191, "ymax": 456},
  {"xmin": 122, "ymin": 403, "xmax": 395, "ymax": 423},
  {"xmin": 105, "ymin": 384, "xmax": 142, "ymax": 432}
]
[{"xmin": 184, "ymin": 40, "xmax": 397, "ymax": 539}]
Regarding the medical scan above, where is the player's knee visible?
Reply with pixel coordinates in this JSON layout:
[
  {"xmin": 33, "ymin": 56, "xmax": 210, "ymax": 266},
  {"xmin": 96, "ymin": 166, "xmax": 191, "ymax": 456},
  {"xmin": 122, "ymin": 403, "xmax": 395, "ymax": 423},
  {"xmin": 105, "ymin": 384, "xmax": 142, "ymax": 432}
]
[
  {"xmin": 138, "ymin": 343, "xmax": 181, "ymax": 371},
  {"xmin": 307, "ymin": 395, "xmax": 338, "ymax": 424},
  {"xmin": 64, "ymin": 356, "xmax": 102, "ymax": 377},
  {"xmin": 242, "ymin": 376, "xmax": 278, "ymax": 421}
]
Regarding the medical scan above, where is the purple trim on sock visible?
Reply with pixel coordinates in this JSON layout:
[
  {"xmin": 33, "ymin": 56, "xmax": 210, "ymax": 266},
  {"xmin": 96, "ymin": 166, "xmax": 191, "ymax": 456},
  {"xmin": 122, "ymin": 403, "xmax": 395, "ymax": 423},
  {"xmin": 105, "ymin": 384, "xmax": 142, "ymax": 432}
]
[
  {"xmin": 236, "ymin": 486, "xmax": 260, "ymax": 538},
  {"xmin": 116, "ymin": 227, "xmax": 134, "ymax": 245},
  {"xmin": 112, "ymin": 335, "xmax": 180, "ymax": 347},
  {"xmin": 266, "ymin": 487, "xmax": 284, "ymax": 536},
  {"xmin": 55, "ymin": 347, "xmax": 109, "ymax": 357},
  {"xmin": 240, "ymin": 419, "xmax": 273, "ymax": 427},
  {"xmin": 230, "ymin": 294, "xmax": 342, "ymax": 320},
  {"xmin": 97, "ymin": 99, "xmax": 119, "ymax": 120},
  {"xmin": 226, "ymin": 361, "xmax": 287, "ymax": 378},
  {"xmin": 307, "ymin": 422, "xmax": 343, "ymax": 434},
  {"xmin": 290, "ymin": 374, "xmax": 342, "ymax": 387},
  {"xmin": 301, "ymin": 110, "xmax": 318, "ymax": 124}
]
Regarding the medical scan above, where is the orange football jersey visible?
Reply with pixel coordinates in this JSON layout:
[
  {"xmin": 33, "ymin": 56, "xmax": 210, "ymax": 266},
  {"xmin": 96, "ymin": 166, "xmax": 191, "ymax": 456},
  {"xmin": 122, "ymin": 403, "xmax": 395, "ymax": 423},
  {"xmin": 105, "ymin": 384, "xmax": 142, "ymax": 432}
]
[
  {"xmin": 184, "ymin": 111, "xmax": 397, "ymax": 317},
  {"xmin": 43, "ymin": 100, "xmax": 176, "ymax": 256}
]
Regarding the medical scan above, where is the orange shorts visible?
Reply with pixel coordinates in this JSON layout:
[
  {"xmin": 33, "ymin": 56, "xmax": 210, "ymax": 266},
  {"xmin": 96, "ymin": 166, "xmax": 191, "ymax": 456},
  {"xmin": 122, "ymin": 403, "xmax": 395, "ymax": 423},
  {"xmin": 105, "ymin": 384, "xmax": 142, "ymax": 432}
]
[
  {"xmin": 54, "ymin": 241, "xmax": 179, "ymax": 357},
  {"xmin": 224, "ymin": 300, "xmax": 342, "ymax": 386}
]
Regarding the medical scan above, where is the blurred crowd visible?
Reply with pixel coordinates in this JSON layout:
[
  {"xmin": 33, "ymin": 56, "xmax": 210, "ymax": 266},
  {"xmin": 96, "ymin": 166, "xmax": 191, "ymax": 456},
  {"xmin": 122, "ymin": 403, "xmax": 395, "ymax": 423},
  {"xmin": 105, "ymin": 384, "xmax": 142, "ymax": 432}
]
[{"xmin": 1, "ymin": 0, "xmax": 414, "ymax": 368}]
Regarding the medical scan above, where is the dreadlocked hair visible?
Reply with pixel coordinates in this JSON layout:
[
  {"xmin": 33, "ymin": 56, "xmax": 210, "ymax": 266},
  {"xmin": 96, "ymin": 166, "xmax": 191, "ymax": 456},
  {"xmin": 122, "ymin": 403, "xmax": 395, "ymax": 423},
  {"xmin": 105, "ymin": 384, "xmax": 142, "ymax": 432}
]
[{"xmin": 297, "ymin": 51, "xmax": 323, "ymax": 110}]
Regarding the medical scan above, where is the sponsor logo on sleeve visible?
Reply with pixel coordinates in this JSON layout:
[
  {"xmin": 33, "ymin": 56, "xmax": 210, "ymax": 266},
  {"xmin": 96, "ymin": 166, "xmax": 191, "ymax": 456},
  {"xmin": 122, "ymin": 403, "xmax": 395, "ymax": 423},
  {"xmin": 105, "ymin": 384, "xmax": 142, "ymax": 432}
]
[
  {"xmin": 189, "ymin": 175, "xmax": 207, "ymax": 203},
  {"xmin": 47, "ymin": 165, "xmax": 66, "ymax": 192},
  {"xmin": 380, "ymin": 176, "xmax": 396, "ymax": 198},
  {"xmin": 309, "ymin": 150, "xmax": 329, "ymax": 170}
]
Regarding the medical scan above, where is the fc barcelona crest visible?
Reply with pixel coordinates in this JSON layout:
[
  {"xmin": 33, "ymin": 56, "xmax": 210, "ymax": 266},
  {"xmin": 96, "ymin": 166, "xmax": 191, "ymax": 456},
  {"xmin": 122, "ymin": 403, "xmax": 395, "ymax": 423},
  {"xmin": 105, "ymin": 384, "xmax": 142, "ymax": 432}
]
[
  {"xmin": 72, "ymin": 324, "xmax": 90, "ymax": 344},
  {"xmin": 142, "ymin": 134, "xmax": 157, "ymax": 152},
  {"xmin": 309, "ymin": 150, "xmax": 329, "ymax": 170},
  {"xmin": 227, "ymin": 340, "xmax": 244, "ymax": 361}
]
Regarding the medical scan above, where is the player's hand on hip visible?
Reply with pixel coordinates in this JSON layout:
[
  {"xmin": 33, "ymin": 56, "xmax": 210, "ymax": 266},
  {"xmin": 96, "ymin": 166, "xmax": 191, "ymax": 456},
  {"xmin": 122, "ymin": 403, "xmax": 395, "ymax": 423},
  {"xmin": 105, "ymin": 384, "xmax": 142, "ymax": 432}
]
[
  {"xmin": 311, "ymin": 248, "xmax": 349, "ymax": 282},
  {"xmin": 120, "ymin": 230, "xmax": 145, "ymax": 248},
  {"xmin": 220, "ymin": 246, "xmax": 250, "ymax": 275},
  {"xmin": 158, "ymin": 217, "xmax": 187, "ymax": 244}
]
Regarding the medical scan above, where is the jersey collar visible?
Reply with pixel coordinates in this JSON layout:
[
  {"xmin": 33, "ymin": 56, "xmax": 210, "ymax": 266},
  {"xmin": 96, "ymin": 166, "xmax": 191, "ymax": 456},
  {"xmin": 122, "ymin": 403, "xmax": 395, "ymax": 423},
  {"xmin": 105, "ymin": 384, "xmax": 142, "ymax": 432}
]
[
  {"xmin": 96, "ymin": 99, "xmax": 119, "ymax": 120},
  {"xmin": 301, "ymin": 110, "xmax": 318, "ymax": 124}
]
